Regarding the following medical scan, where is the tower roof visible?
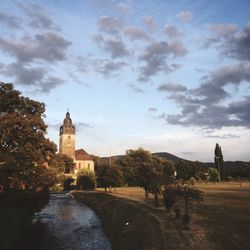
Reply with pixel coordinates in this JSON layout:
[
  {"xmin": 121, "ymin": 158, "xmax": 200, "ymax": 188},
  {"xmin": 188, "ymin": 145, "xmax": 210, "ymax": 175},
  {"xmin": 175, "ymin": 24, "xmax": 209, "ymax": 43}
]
[{"xmin": 60, "ymin": 111, "xmax": 75, "ymax": 135}]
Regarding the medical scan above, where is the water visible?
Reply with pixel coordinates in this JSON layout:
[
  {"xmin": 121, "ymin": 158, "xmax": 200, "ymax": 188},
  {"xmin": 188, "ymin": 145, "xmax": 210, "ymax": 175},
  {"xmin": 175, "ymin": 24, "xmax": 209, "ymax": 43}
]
[{"xmin": 31, "ymin": 192, "xmax": 111, "ymax": 250}]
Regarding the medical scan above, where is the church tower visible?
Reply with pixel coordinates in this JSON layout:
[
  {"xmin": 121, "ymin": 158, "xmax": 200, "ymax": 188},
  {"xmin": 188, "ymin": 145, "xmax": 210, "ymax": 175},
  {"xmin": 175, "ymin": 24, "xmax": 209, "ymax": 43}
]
[{"xmin": 59, "ymin": 112, "xmax": 76, "ymax": 159}]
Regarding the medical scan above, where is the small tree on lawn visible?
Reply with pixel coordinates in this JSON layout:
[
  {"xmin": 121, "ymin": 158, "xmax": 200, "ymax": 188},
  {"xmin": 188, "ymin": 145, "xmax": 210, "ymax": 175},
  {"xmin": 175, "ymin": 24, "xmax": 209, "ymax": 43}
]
[
  {"xmin": 163, "ymin": 184, "xmax": 204, "ymax": 223},
  {"xmin": 181, "ymin": 186, "xmax": 204, "ymax": 224}
]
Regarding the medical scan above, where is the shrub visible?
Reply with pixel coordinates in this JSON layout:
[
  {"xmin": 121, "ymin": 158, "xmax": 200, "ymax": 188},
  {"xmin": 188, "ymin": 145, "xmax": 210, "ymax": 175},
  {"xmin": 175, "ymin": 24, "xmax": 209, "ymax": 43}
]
[{"xmin": 76, "ymin": 169, "xmax": 96, "ymax": 190}]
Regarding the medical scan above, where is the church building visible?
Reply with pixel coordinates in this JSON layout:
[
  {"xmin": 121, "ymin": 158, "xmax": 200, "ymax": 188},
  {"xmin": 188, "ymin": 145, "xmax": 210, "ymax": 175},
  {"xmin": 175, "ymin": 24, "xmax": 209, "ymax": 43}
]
[{"xmin": 59, "ymin": 112, "xmax": 94, "ymax": 174}]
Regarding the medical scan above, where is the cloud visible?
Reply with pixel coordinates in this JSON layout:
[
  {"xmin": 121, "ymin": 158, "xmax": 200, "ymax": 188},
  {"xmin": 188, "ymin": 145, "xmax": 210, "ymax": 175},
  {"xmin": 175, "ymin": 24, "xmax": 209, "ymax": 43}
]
[
  {"xmin": 206, "ymin": 21, "xmax": 250, "ymax": 61},
  {"xmin": 163, "ymin": 25, "xmax": 184, "ymax": 38},
  {"xmin": 15, "ymin": 1, "xmax": 57, "ymax": 30},
  {"xmin": 209, "ymin": 62, "xmax": 250, "ymax": 86},
  {"xmin": 39, "ymin": 76, "xmax": 65, "ymax": 93},
  {"xmin": 158, "ymin": 83, "xmax": 187, "ymax": 92},
  {"xmin": 207, "ymin": 23, "xmax": 238, "ymax": 38},
  {"xmin": 176, "ymin": 11, "xmax": 193, "ymax": 22},
  {"xmin": 0, "ymin": 12, "xmax": 22, "ymax": 29},
  {"xmin": 0, "ymin": 62, "xmax": 64, "ymax": 92},
  {"xmin": 0, "ymin": 32, "xmax": 71, "ymax": 63},
  {"xmin": 128, "ymin": 84, "xmax": 144, "ymax": 93},
  {"xmin": 148, "ymin": 107, "xmax": 157, "ymax": 112},
  {"xmin": 138, "ymin": 40, "xmax": 187, "ymax": 81},
  {"xmin": 94, "ymin": 59, "xmax": 127, "ymax": 77},
  {"xmin": 103, "ymin": 36, "xmax": 130, "ymax": 58},
  {"xmin": 123, "ymin": 26, "xmax": 150, "ymax": 41},
  {"xmin": 0, "ymin": 63, "xmax": 47, "ymax": 85},
  {"xmin": 116, "ymin": 3, "xmax": 130, "ymax": 16},
  {"xmin": 205, "ymin": 133, "xmax": 240, "ymax": 139},
  {"xmin": 159, "ymin": 61, "xmax": 250, "ymax": 128},
  {"xmin": 98, "ymin": 16, "xmax": 122, "ymax": 34},
  {"xmin": 142, "ymin": 16, "xmax": 158, "ymax": 32}
]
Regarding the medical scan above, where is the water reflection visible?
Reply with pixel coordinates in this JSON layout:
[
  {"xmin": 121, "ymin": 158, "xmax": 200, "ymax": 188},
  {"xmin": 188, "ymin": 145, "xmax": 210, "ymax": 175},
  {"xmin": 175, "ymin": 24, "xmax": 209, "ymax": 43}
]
[{"xmin": 16, "ymin": 193, "xmax": 111, "ymax": 250}]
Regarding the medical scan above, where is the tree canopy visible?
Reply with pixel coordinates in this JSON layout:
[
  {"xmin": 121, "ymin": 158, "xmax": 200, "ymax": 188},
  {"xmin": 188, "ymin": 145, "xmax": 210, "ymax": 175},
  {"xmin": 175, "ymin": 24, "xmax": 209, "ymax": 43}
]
[{"xmin": 0, "ymin": 82, "xmax": 57, "ymax": 192}]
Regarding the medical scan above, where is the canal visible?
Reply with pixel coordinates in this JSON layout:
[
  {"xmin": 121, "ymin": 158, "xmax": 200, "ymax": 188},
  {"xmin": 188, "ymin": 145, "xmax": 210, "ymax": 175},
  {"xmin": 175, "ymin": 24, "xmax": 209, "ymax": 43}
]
[{"xmin": 28, "ymin": 192, "xmax": 111, "ymax": 250}]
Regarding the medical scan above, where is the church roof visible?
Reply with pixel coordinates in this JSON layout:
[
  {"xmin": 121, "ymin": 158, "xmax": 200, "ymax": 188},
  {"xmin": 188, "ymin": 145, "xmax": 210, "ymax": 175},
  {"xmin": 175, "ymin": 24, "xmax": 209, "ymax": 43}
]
[{"xmin": 75, "ymin": 149, "xmax": 93, "ymax": 161}]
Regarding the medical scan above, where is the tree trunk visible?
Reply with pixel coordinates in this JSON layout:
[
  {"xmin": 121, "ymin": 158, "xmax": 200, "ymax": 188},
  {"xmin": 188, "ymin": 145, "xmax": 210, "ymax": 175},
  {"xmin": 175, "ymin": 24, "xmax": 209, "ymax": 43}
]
[
  {"xmin": 145, "ymin": 190, "xmax": 149, "ymax": 204},
  {"xmin": 154, "ymin": 193, "xmax": 159, "ymax": 207}
]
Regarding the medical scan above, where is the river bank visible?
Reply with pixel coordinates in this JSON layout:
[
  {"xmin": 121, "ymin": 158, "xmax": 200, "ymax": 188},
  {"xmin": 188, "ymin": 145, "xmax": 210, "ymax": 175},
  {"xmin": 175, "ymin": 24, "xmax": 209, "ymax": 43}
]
[{"xmin": 72, "ymin": 191, "xmax": 164, "ymax": 250}]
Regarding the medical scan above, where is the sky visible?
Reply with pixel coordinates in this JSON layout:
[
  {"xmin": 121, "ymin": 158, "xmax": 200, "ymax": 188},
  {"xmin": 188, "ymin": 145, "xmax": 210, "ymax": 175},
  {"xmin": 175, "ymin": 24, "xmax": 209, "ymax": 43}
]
[{"xmin": 0, "ymin": 0, "xmax": 250, "ymax": 162}]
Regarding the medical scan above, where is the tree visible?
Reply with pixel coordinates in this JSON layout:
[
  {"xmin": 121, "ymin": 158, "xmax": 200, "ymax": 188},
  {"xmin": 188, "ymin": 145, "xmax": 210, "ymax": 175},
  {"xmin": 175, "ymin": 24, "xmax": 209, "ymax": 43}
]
[
  {"xmin": 0, "ymin": 82, "xmax": 57, "ymax": 249},
  {"xmin": 0, "ymin": 83, "xmax": 56, "ymax": 193},
  {"xmin": 50, "ymin": 153, "xmax": 75, "ymax": 174},
  {"xmin": 163, "ymin": 184, "xmax": 204, "ymax": 223},
  {"xmin": 242, "ymin": 163, "xmax": 250, "ymax": 180},
  {"xmin": 208, "ymin": 168, "xmax": 219, "ymax": 182},
  {"xmin": 214, "ymin": 143, "xmax": 224, "ymax": 181},
  {"xmin": 96, "ymin": 162, "xmax": 123, "ymax": 191},
  {"xmin": 76, "ymin": 169, "xmax": 96, "ymax": 190},
  {"xmin": 124, "ymin": 148, "xmax": 175, "ymax": 206}
]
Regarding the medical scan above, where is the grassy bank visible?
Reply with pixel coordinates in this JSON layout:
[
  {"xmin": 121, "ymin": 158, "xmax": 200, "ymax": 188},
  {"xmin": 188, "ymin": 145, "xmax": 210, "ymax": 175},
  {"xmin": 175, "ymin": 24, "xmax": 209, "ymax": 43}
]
[
  {"xmin": 109, "ymin": 184, "xmax": 250, "ymax": 250},
  {"xmin": 72, "ymin": 191, "xmax": 164, "ymax": 250}
]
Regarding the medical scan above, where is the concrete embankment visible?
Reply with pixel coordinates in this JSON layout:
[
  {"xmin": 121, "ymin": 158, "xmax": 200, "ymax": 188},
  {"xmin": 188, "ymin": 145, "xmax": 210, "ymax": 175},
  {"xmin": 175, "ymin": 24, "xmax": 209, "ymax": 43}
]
[{"xmin": 72, "ymin": 191, "xmax": 164, "ymax": 250}]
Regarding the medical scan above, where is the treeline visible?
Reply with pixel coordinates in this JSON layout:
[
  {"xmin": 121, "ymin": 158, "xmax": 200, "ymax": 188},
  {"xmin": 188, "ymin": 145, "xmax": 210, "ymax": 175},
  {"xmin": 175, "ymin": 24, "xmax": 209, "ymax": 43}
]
[{"xmin": 93, "ymin": 148, "xmax": 208, "ymax": 189}]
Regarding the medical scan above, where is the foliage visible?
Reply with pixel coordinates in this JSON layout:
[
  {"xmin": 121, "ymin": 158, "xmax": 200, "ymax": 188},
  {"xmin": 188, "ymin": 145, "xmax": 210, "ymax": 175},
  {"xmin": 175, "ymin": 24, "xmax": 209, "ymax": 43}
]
[
  {"xmin": 0, "ymin": 82, "xmax": 57, "ymax": 192},
  {"xmin": 175, "ymin": 160, "xmax": 206, "ymax": 180},
  {"xmin": 124, "ymin": 148, "xmax": 176, "ymax": 206},
  {"xmin": 63, "ymin": 177, "xmax": 75, "ymax": 191},
  {"xmin": 241, "ymin": 163, "xmax": 250, "ymax": 180},
  {"xmin": 96, "ymin": 162, "xmax": 124, "ymax": 190},
  {"xmin": 50, "ymin": 153, "xmax": 75, "ymax": 174},
  {"xmin": 208, "ymin": 168, "xmax": 219, "ymax": 182},
  {"xmin": 163, "ymin": 184, "xmax": 204, "ymax": 224},
  {"xmin": 76, "ymin": 169, "xmax": 96, "ymax": 190},
  {"xmin": 214, "ymin": 143, "xmax": 225, "ymax": 181}
]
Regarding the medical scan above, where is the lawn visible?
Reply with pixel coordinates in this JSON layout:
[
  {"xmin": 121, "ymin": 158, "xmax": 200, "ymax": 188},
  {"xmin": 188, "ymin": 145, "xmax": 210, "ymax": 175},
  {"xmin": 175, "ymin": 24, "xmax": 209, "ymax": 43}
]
[{"xmin": 104, "ymin": 182, "xmax": 250, "ymax": 250}]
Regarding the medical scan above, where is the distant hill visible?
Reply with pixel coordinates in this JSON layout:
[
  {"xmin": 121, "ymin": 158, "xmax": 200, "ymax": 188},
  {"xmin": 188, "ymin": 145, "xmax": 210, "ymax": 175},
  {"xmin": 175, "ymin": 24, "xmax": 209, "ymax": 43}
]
[{"xmin": 152, "ymin": 152, "xmax": 186, "ymax": 162}]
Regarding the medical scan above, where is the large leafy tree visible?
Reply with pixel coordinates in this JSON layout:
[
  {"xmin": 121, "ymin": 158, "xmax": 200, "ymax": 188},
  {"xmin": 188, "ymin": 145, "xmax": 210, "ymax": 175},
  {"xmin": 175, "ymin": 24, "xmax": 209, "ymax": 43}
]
[
  {"xmin": 125, "ymin": 148, "xmax": 175, "ymax": 205},
  {"xmin": 95, "ymin": 162, "xmax": 124, "ymax": 191},
  {"xmin": 0, "ymin": 82, "xmax": 57, "ymax": 192},
  {"xmin": 214, "ymin": 143, "xmax": 224, "ymax": 181}
]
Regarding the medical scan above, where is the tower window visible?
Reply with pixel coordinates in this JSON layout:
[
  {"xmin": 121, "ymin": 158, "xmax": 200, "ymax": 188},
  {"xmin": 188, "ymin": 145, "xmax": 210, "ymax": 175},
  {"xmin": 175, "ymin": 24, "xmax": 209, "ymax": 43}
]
[{"xmin": 68, "ymin": 135, "xmax": 71, "ymax": 139}]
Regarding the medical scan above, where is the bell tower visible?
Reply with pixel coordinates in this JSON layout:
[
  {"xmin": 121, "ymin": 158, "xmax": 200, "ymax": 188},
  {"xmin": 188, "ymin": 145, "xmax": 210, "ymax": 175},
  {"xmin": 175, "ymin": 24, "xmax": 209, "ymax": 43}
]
[{"xmin": 59, "ymin": 112, "xmax": 76, "ymax": 159}]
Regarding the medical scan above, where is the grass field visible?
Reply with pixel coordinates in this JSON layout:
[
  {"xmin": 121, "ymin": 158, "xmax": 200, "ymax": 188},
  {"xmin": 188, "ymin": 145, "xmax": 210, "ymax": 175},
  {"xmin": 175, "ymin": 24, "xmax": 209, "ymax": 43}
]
[{"xmin": 102, "ymin": 182, "xmax": 250, "ymax": 250}]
